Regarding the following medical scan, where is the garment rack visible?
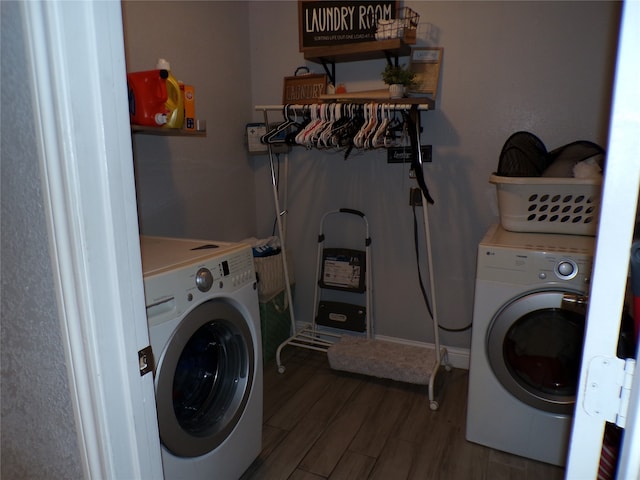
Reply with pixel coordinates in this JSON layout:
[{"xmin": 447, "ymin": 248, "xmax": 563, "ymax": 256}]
[{"xmin": 255, "ymin": 102, "xmax": 448, "ymax": 409}]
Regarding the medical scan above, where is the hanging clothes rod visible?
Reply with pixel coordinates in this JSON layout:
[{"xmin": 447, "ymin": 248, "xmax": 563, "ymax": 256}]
[{"xmin": 255, "ymin": 103, "xmax": 431, "ymax": 112}]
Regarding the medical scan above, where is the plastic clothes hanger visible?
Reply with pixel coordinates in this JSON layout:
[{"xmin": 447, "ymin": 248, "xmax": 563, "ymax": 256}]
[
  {"xmin": 382, "ymin": 110, "xmax": 405, "ymax": 148},
  {"xmin": 286, "ymin": 106, "xmax": 311, "ymax": 145},
  {"xmin": 295, "ymin": 104, "xmax": 321, "ymax": 146},
  {"xmin": 309, "ymin": 104, "xmax": 330, "ymax": 147},
  {"xmin": 318, "ymin": 104, "xmax": 339, "ymax": 148},
  {"xmin": 327, "ymin": 104, "xmax": 351, "ymax": 147},
  {"xmin": 261, "ymin": 104, "xmax": 297, "ymax": 144},
  {"xmin": 353, "ymin": 103, "xmax": 372, "ymax": 149},
  {"xmin": 303, "ymin": 104, "xmax": 325, "ymax": 147},
  {"xmin": 339, "ymin": 104, "xmax": 365, "ymax": 148},
  {"xmin": 361, "ymin": 103, "xmax": 380, "ymax": 149},
  {"xmin": 364, "ymin": 103, "xmax": 382, "ymax": 149},
  {"xmin": 372, "ymin": 104, "xmax": 391, "ymax": 148},
  {"xmin": 260, "ymin": 105, "xmax": 291, "ymax": 144}
]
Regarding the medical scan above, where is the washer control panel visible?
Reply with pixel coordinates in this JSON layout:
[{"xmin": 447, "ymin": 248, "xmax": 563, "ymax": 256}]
[
  {"xmin": 189, "ymin": 248, "xmax": 255, "ymax": 293},
  {"xmin": 143, "ymin": 245, "xmax": 256, "ymax": 327},
  {"xmin": 477, "ymin": 224, "xmax": 595, "ymax": 287},
  {"xmin": 478, "ymin": 246, "xmax": 592, "ymax": 287}
]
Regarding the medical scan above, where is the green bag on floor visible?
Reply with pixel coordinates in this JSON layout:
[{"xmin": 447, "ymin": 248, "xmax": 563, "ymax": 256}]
[{"xmin": 259, "ymin": 287, "xmax": 294, "ymax": 362}]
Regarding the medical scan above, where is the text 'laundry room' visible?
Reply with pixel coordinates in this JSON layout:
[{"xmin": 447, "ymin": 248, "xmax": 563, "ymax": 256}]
[{"xmin": 3, "ymin": 1, "xmax": 640, "ymax": 480}]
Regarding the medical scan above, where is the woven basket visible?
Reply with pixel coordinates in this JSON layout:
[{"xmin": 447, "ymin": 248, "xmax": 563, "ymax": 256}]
[{"xmin": 254, "ymin": 250, "xmax": 294, "ymax": 303}]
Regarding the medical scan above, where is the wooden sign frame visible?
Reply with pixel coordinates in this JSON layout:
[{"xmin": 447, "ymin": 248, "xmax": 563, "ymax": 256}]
[
  {"xmin": 298, "ymin": 0, "xmax": 398, "ymax": 51},
  {"xmin": 283, "ymin": 73, "xmax": 328, "ymax": 104},
  {"xmin": 409, "ymin": 47, "xmax": 443, "ymax": 98}
]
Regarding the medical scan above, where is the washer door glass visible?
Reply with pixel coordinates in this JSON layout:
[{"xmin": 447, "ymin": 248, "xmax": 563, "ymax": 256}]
[
  {"xmin": 156, "ymin": 299, "xmax": 255, "ymax": 458},
  {"xmin": 487, "ymin": 290, "xmax": 585, "ymax": 414}
]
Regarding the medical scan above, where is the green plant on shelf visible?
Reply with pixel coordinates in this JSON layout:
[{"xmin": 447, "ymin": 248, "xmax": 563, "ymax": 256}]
[{"xmin": 381, "ymin": 63, "xmax": 416, "ymax": 87}]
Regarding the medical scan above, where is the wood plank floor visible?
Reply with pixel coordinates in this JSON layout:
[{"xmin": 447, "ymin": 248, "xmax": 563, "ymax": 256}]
[{"xmin": 241, "ymin": 347, "xmax": 565, "ymax": 480}]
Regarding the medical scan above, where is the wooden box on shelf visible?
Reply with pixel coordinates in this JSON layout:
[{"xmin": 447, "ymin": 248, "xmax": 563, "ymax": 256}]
[
  {"xmin": 408, "ymin": 47, "xmax": 443, "ymax": 98},
  {"xmin": 282, "ymin": 73, "xmax": 328, "ymax": 104}
]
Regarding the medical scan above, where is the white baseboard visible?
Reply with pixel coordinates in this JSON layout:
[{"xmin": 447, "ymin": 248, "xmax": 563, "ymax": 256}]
[{"xmin": 291, "ymin": 322, "xmax": 470, "ymax": 370}]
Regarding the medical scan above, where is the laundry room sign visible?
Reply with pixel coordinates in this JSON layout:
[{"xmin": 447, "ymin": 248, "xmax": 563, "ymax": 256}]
[{"xmin": 298, "ymin": 0, "xmax": 397, "ymax": 50}]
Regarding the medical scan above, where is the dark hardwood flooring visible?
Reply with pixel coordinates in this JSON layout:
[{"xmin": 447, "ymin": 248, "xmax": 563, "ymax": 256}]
[{"xmin": 241, "ymin": 347, "xmax": 565, "ymax": 480}]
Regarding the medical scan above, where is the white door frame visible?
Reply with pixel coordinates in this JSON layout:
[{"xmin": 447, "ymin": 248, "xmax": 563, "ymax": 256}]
[
  {"xmin": 22, "ymin": 0, "xmax": 639, "ymax": 478},
  {"xmin": 566, "ymin": 1, "xmax": 640, "ymax": 478},
  {"xmin": 21, "ymin": 1, "xmax": 163, "ymax": 478}
]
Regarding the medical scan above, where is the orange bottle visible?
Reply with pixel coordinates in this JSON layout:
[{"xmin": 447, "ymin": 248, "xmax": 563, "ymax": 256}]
[
  {"xmin": 126, "ymin": 59, "xmax": 184, "ymax": 128},
  {"xmin": 127, "ymin": 69, "xmax": 169, "ymax": 127}
]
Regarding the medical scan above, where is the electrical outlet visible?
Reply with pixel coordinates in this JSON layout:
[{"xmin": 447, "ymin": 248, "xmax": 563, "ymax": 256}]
[
  {"xmin": 409, "ymin": 187, "xmax": 423, "ymax": 206},
  {"xmin": 246, "ymin": 123, "xmax": 267, "ymax": 153},
  {"xmin": 245, "ymin": 122, "xmax": 290, "ymax": 154}
]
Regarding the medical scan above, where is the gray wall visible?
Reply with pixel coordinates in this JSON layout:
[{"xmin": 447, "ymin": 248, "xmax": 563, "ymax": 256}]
[
  {"xmin": 0, "ymin": 1, "xmax": 622, "ymax": 476},
  {"xmin": 0, "ymin": 2, "xmax": 84, "ymax": 478},
  {"xmin": 249, "ymin": 1, "xmax": 621, "ymax": 349},
  {"xmin": 124, "ymin": 1, "xmax": 620, "ymax": 350},
  {"xmin": 122, "ymin": 1, "xmax": 257, "ymax": 242}
]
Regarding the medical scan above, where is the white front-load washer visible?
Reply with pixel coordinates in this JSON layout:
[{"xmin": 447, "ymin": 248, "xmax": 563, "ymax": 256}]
[
  {"xmin": 140, "ymin": 235, "xmax": 262, "ymax": 480},
  {"xmin": 466, "ymin": 224, "xmax": 595, "ymax": 466}
]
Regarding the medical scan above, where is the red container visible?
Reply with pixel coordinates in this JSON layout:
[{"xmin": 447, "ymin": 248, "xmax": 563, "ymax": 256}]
[{"xmin": 127, "ymin": 69, "xmax": 170, "ymax": 127}]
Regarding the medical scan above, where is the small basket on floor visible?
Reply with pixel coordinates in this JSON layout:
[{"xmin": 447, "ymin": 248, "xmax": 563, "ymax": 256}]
[
  {"xmin": 327, "ymin": 336, "xmax": 449, "ymax": 410},
  {"xmin": 328, "ymin": 336, "xmax": 438, "ymax": 385}
]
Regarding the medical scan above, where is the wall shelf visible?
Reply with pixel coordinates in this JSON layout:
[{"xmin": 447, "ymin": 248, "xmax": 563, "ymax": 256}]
[
  {"xmin": 131, "ymin": 125, "xmax": 206, "ymax": 137},
  {"xmin": 303, "ymin": 38, "xmax": 412, "ymax": 63},
  {"xmin": 255, "ymin": 96, "xmax": 433, "ymax": 112},
  {"xmin": 317, "ymin": 89, "xmax": 435, "ymax": 109},
  {"xmin": 303, "ymin": 38, "xmax": 414, "ymax": 84}
]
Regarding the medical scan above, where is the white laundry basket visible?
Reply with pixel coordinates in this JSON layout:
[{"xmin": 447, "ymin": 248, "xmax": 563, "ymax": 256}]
[{"xmin": 491, "ymin": 174, "xmax": 602, "ymax": 236}]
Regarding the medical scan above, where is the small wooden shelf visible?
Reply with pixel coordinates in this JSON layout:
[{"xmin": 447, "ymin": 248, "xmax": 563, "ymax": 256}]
[
  {"xmin": 303, "ymin": 38, "xmax": 412, "ymax": 64},
  {"xmin": 131, "ymin": 125, "xmax": 207, "ymax": 137},
  {"xmin": 318, "ymin": 89, "xmax": 435, "ymax": 109},
  {"xmin": 303, "ymin": 38, "xmax": 415, "ymax": 84}
]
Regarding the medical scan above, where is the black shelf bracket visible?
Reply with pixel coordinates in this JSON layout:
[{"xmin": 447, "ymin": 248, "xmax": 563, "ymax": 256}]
[
  {"xmin": 319, "ymin": 53, "xmax": 400, "ymax": 85},
  {"xmin": 384, "ymin": 51, "xmax": 400, "ymax": 67},
  {"xmin": 319, "ymin": 58, "xmax": 336, "ymax": 85}
]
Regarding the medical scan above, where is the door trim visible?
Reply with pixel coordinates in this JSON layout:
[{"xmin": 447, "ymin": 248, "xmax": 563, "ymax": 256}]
[
  {"xmin": 21, "ymin": 1, "xmax": 163, "ymax": 478},
  {"xmin": 566, "ymin": 1, "xmax": 640, "ymax": 476}
]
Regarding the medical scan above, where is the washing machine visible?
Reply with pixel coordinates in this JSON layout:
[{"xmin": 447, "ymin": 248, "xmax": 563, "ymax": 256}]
[
  {"xmin": 466, "ymin": 224, "xmax": 595, "ymax": 466},
  {"xmin": 140, "ymin": 235, "xmax": 262, "ymax": 480}
]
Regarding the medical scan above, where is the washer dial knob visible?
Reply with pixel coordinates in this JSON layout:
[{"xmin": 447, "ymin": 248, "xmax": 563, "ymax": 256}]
[
  {"xmin": 195, "ymin": 267, "xmax": 213, "ymax": 292},
  {"xmin": 556, "ymin": 260, "xmax": 578, "ymax": 279}
]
